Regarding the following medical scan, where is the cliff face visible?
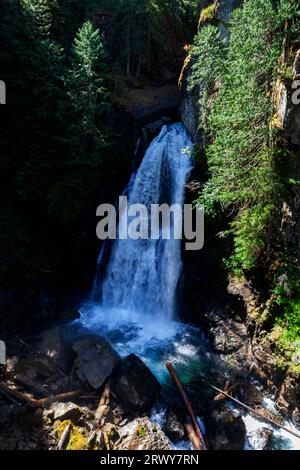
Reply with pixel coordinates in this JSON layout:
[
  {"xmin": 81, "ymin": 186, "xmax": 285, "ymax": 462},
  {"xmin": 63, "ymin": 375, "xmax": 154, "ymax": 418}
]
[
  {"xmin": 180, "ymin": 0, "xmax": 243, "ymax": 140},
  {"xmin": 277, "ymin": 66, "xmax": 300, "ymax": 262}
]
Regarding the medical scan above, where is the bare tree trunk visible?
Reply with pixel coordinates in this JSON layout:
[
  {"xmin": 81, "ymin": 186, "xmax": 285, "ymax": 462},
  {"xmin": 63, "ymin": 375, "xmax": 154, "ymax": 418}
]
[
  {"xmin": 147, "ymin": 22, "xmax": 151, "ymax": 70},
  {"xmin": 136, "ymin": 52, "xmax": 142, "ymax": 78},
  {"xmin": 126, "ymin": 25, "xmax": 131, "ymax": 78}
]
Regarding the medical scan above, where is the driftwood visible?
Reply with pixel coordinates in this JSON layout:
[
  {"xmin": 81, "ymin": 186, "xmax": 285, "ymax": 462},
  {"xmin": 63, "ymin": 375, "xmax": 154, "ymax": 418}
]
[
  {"xmin": 14, "ymin": 374, "xmax": 49, "ymax": 397},
  {"xmin": 184, "ymin": 417, "xmax": 203, "ymax": 450},
  {"xmin": 213, "ymin": 380, "xmax": 241, "ymax": 402},
  {"xmin": 16, "ymin": 336, "xmax": 67, "ymax": 379},
  {"xmin": 166, "ymin": 362, "xmax": 207, "ymax": 450},
  {"xmin": 0, "ymin": 381, "xmax": 83, "ymax": 407},
  {"xmin": 57, "ymin": 423, "xmax": 72, "ymax": 450},
  {"xmin": 208, "ymin": 383, "xmax": 300, "ymax": 440}
]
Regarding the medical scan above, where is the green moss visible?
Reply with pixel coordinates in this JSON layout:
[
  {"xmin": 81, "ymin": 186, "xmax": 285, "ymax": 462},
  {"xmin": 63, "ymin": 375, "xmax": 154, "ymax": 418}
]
[
  {"xmin": 54, "ymin": 420, "xmax": 89, "ymax": 451},
  {"xmin": 136, "ymin": 425, "xmax": 147, "ymax": 438},
  {"xmin": 200, "ymin": 3, "xmax": 216, "ymax": 23}
]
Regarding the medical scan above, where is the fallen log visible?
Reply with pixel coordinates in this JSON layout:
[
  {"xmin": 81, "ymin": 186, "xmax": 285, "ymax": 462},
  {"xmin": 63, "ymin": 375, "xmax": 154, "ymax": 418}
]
[
  {"xmin": 57, "ymin": 423, "xmax": 72, "ymax": 450},
  {"xmin": 0, "ymin": 381, "xmax": 83, "ymax": 407},
  {"xmin": 184, "ymin": 417, "xmax": 203, "ymax": 450},
  {"xmin": 166, "ymin": 362, "xmax": 207, "ymax": 450},
  {"xmin": 213, "ymin": 380, "xmax": 241, "ymax": 401},
  {"xmin": 208, "ymin": 383, "xmax": 300, "ymax": 440}
]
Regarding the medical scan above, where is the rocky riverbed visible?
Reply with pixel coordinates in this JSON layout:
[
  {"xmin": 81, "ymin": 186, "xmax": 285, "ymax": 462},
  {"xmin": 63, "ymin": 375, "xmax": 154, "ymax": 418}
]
[{"xmin": 1, "ymin": 325, "xmax": 297, "ymax": 451}]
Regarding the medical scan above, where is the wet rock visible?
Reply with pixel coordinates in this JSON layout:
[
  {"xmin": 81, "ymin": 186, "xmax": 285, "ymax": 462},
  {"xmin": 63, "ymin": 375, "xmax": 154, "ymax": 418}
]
[
  {"xmin": 206, "ymin": 403, "xmax": 246, "ymax": 450},
  {"xmin": 180, "ymin": 92, "xmax": 199, "ymax": 140},
  {"xmin": 164, "ymin": 408, "xmax": 186, "ymax": 443},
  {"xmin": 213, "ymin": 318, "xmax": 249, "ymax": 355},
  {"xmin": 199, "ymin": 308, "xmax": 253, "ymax": 371},
  {"xmin": 36, "ymin": 327, "xmax": 74, "ymax": 373},
  {"xmin": 73, "ymin": 335, "xmax": 120, "ymax": 390},
  {"xmin": 256, "ymin": 428, "xmax": 273, "ymax": 450},
  {"xmin": 50, "ymin": 402, "xmax": 83, "ymax": 422},
  {"xmin": 142, "ymin": 117, "xmax": 172, "ymax": 143},
  {"xmin": 247, "ymin": 427, "xmax": 273, "ymax": 451},
  {"xmin": 238, "ymin": 382, "xmax": 263, "ymax": 406},
  {"xmin": 277, "ymin": 372, "xmax": 300, "ymax": 417},
  {"xmin": 111, "ymin": 353, "xmax": 160, "ymax": 413},
  {"xmin": 292, "ymin": 408, "xmax": 300, "ymax": 429},
  {"xmin": 116, "ymin": 417, "xmax": 172, "ymax": 450}
]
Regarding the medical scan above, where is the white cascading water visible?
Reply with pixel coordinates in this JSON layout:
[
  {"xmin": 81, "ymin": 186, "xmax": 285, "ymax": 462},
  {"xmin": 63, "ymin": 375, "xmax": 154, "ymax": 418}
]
[{"xmin": 100, "ymin": 123, "xmax": 193, "ymax": 320}]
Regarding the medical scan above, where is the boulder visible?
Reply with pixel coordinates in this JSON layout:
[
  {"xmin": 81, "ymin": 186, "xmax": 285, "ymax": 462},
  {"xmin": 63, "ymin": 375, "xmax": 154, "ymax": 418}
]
[
  {"xmin": 73, "ymin": 335, "xmax": 120, "ymax": 390},
  {"xmin": 116, "ymin": 417, "xmax": 172, "ymax": 450},
  {"xmin": 238, "ymin": 382, "xmax": 263, "ymax": 406},
  {"xmin": 110, "ymin": 354, "xmax": 160, "ymax": 414},
  {"xmin": 164, "ymin": 408, "xmax": 186, "ymax": 443},
  {"xmin": 292, "ymin": 408, "xmax": 300, "ymax": 429},
  {"xmin": 247, "ymin": 427, "xmax": 273, "ymax": 451},
  {"xmin": 206, "ymin": 403, "xmax": 246, "ymax": 450}
]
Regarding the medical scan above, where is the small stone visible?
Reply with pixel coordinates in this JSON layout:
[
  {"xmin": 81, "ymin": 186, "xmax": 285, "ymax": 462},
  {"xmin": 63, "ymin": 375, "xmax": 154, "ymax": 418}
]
[
  {"xmin": 95, "ymin": 404, "xmax": 116, "ymax": 425},
  {"xmin": 51, "ymin": 402, "xmax": 83, "ymax": 422}
]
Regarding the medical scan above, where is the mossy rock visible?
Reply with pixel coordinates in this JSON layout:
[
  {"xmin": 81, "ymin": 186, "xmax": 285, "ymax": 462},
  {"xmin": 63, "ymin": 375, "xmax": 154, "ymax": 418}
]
[{"xmin": 54, "ymin": 420, "xmax": 89, "ymax": 450}]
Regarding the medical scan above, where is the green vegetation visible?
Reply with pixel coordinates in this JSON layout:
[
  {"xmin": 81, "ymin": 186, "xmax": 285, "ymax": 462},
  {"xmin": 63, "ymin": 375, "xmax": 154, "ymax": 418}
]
[
  {"xmin": 188, "ymin": 24, "xmax": 224, "ymax": 126},
  {"xmin": 200, "ymin": 2, "xmax": 216, "ymax": 23},
  {"xmin": 189, "ymin": 0, "xmax": 300, "ymax": 347}
]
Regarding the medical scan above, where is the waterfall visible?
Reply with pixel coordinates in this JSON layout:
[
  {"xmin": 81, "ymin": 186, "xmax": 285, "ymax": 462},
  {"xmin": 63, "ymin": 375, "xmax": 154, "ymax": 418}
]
[{"xmin": 95, "ymin": 123, "xmax": 193, "ymax": 321}]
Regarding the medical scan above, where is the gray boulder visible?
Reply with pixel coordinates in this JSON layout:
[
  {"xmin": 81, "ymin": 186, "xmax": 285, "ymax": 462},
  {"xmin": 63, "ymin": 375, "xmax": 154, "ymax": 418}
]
[{"xmin": 73, "ymin": 335, "xmax": 120, "ymax": 390}]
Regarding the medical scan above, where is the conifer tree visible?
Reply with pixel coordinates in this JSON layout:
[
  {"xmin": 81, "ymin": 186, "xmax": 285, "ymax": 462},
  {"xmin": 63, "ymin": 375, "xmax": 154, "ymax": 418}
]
[
  {"xmin": 66, "ymin": 20, "xmax": 107, "ymax": 141},
  {"xmin": 65, "ymin": 21, "xmax": 108, "ymax": 164}
]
